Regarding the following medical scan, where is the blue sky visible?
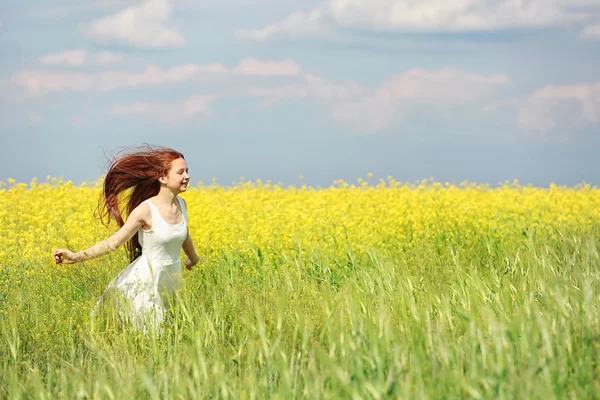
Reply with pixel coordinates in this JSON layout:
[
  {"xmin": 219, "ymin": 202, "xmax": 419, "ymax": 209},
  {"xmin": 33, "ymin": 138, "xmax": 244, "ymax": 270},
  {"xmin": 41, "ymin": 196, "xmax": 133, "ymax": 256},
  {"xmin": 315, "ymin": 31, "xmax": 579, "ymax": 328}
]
[{"xmin": 1, "ymin": 0, "xmax": 600, "ymax": 187}]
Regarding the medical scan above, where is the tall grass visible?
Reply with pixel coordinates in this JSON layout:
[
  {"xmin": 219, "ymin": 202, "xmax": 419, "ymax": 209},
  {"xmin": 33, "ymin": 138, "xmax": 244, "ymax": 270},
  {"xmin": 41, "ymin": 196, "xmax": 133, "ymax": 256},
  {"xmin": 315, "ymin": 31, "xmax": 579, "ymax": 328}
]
[{"xmin": 1, "ymin": 230, "xmax": 599, "ymax": 398}]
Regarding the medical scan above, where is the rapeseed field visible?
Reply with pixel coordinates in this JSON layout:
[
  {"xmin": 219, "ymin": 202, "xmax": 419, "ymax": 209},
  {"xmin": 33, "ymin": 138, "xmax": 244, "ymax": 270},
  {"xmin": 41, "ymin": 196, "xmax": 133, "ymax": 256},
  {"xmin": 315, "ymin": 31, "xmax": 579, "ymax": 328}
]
[{"xmin": 1, "ymin": 177, "xmax": 599, "ymax": 398}]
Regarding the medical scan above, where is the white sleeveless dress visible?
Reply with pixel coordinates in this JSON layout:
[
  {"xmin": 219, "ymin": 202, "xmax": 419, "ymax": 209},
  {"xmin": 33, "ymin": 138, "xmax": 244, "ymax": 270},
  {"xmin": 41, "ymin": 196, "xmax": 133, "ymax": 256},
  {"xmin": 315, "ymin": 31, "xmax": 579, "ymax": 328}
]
[{"xmin": 95, "ymin": 197, "xmax": 188, "ymax": 329}]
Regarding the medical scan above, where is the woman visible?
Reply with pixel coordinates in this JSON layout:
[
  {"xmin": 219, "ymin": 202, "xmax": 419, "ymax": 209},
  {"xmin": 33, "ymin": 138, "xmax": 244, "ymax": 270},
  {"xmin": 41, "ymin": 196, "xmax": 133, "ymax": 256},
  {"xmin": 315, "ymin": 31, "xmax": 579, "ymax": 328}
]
[{"xmin": 53, "ymin": 145, "xmax": 200, "ymax": 329}]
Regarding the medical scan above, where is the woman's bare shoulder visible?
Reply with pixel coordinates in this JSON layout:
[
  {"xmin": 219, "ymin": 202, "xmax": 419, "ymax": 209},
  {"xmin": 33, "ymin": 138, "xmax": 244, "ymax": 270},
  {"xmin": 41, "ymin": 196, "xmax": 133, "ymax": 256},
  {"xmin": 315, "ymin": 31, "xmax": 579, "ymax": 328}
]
[{"xmin": 130, "ymin": 201, "xmax": 152, "ymax": 221}]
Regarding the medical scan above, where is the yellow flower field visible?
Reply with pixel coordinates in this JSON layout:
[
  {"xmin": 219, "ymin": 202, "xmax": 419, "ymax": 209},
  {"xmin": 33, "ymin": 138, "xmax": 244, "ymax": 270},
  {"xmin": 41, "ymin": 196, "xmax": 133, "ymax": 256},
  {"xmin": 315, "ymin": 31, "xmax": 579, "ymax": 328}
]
[
  {"xmin": 1, "ymin": 177, "xmax": 599, "ymax": 398},
  {"xmin": 2, "ymin": 177, "xmax": 599, "ymax": 265}
]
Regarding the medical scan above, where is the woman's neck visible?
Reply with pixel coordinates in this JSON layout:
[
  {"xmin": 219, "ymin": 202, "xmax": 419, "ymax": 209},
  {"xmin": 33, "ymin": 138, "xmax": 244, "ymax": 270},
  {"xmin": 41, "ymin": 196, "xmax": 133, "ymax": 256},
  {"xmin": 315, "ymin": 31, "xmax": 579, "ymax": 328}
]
[{"xmin": 154, "ymin": 188, "xmax": 179, "ymax": 205}]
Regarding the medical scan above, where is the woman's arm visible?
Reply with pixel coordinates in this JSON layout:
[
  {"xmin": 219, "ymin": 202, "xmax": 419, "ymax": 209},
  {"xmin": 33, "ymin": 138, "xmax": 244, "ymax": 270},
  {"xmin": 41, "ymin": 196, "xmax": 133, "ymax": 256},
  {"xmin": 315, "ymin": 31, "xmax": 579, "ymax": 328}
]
[
  {"xmin": 180, "ymin": 198, "xmax": 200, "ymax": 270},
  {"xmin": 182, "ymin": 231, "xmax": 200, "ymax": 270},
  {"xmin": 54, "ymin": 203, "xmax": 150, "ymax": 264}
]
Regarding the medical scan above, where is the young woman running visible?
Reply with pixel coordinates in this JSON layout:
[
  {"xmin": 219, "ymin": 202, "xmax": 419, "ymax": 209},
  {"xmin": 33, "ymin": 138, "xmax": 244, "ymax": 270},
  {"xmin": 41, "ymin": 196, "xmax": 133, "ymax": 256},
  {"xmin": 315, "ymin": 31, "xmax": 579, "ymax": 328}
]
[{"xmin": 53, "ymin": 145, "xmax": 200, "ymax": 328}]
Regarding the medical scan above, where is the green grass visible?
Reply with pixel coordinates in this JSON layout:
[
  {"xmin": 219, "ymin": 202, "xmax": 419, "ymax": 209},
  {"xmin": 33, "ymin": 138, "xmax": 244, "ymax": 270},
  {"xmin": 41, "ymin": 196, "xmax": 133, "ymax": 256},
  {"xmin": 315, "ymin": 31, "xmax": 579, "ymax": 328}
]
[{"xmin": 1, "ymin": 232, "xmax": 599, "ymax": 399}]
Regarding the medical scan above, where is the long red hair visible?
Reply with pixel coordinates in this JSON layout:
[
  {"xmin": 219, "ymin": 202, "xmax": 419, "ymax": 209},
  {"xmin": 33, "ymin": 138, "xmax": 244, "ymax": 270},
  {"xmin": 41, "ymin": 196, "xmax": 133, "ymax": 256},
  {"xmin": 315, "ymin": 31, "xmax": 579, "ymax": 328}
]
[{"xmin": 97, "ymin": 145, "xmax": 185, "ymax": 261}]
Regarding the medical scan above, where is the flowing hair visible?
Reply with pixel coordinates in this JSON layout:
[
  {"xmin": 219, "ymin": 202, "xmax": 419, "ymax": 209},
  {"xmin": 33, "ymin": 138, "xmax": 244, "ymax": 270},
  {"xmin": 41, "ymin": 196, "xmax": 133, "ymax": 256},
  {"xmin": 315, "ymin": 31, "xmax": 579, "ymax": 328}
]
[{"xmin": 97, "ymin": 145, "xmax": 185, "ymax": 262}]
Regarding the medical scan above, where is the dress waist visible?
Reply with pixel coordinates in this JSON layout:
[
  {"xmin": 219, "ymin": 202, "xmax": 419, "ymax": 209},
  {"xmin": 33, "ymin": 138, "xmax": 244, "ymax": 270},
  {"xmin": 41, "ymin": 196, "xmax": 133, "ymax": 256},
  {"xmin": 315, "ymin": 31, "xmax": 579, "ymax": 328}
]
[{"xmin": 142, "ymin": 253, "xmax": 181, "ymax": 264}]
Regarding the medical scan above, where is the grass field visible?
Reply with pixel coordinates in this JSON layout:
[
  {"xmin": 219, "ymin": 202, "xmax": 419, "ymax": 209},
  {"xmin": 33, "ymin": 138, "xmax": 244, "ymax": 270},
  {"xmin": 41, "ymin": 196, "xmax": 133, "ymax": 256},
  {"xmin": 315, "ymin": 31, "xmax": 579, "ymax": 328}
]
[{"xmin": 1, "ymin": 177, "xmax": 599, "ymax": 399}]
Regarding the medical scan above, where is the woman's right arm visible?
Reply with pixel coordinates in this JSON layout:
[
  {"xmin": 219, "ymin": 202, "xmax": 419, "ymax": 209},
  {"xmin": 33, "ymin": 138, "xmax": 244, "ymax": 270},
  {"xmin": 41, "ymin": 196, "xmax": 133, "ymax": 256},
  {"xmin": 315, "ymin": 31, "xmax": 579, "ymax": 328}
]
[{"xmin": 54, "ymin": 203, "xmax": 150, "ymax": 264}]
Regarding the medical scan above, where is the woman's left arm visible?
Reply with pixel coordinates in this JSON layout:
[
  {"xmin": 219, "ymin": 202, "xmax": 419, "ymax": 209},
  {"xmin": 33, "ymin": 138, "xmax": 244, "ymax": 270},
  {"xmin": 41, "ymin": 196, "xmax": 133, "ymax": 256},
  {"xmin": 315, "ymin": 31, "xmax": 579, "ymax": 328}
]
[
  {"xmin": 181, "ymin": 198, "xmax": 200, "ymax": 270},
  {"xmin": 182, "ymin": 231, "xmax": 200, "ymax": 270}
]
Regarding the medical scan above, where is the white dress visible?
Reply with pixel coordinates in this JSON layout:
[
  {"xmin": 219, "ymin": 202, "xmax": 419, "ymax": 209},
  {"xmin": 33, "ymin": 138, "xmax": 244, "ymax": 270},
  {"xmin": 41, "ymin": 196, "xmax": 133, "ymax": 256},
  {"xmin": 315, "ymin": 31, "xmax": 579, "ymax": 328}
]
[{"xmin": 95, "ymin": 197, "xmax": 188, "ymax": 330}]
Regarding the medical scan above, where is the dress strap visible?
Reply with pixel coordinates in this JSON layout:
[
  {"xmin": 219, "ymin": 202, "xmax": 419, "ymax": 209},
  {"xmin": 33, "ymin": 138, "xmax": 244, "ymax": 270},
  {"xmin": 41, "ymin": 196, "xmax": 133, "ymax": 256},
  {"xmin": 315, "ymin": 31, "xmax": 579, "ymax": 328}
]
[
  {"xmin": 144, "ymin": 199, "xmax": 157, "ymax": 213},
  {"xmin": 145, "ymin": 199, "xmax": 159, "ymax": 210},
  {"xmin": 177, "ymin": 197, "xmax": 188, "ymax": 221},
  {"xmin": 143, "ymin": 199, "xmax": 159, "ymax": 224}
]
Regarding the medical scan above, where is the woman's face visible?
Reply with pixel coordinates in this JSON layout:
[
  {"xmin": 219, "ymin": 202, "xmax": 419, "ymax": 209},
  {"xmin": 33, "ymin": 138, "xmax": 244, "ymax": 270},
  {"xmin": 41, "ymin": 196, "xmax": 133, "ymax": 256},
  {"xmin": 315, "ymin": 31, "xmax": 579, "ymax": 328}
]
[{"xmin": 161, "ymin": 157, "xmax": 190, "ymax": 192}]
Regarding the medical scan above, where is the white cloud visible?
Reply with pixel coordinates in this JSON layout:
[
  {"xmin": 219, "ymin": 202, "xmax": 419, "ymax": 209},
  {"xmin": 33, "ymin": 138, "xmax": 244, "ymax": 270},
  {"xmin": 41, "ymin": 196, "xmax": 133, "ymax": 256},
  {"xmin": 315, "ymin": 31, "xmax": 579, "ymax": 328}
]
[
  {"xmin": 236, "ymin": 0, "xmax": 597, "ymax": 41},
  {"xmin": 84, "ymin": 0, "xmax": 186, "ymax": 48},
  {"xmin": 112, "ymin": 94, "xmax": 216, "ymax": 124},
  {"xmin": 581, "ymin": 23, "xmax": 600, "ymax": 39},
  {"xmin": 12, "ymin": 57, "xmax": 307, "ymax": 97},
  {"xmin": 326, "ymin": 0, "xmax": 581, "ymax": 31},
  {"xmin": 250, "ymin": 68, "xmax": 510, "ymax": 132},
  {"xmin": 8, "ymin": 53, "xmax": 517, "ymax": 134},
  {"xmin": 232, "ymin": 58, "xmax": 303, "ymax": 77},
  {"xmin": 39, "ymin": 50, "xmax": 124, "ymax": 67},
  {"xmin": 11, "ymin": 64, "xmax": 225, "ymax": 97},
  {"xmin": 30, "ymin": 1, "xmax": 142, "ymax": 19},
  {"xmin": 332, "ymin": 68, "xmax": 511, "ymax": 132},
  {"xmin": 518, "ymin": 82, "xmax": 600, "ymax": 135},
  {"xmin": 235, "ymin": 9, "xmax": 330, "ymax": 41},
  {"xmin": 248, "ymin": 73, "xmax": 364, "ymax": 107}
]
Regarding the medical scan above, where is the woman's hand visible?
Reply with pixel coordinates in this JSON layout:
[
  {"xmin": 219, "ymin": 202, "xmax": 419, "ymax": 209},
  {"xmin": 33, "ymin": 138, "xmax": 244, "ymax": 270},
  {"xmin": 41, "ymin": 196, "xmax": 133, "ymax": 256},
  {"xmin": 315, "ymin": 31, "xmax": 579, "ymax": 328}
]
[
  {"xmin": 184, "ymin": 256, "xmax": 198, "ymax": 271},
  {"xmin": 54, "ymin": 249, "xmax": 79, "ymax": 264}
]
